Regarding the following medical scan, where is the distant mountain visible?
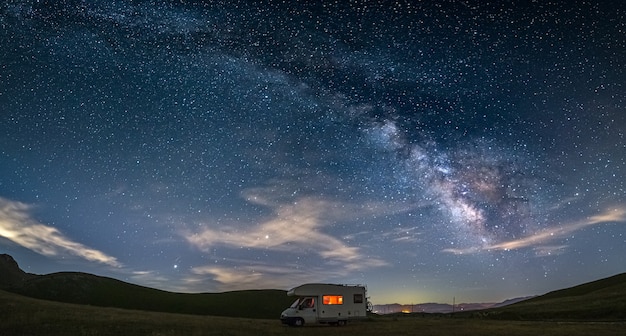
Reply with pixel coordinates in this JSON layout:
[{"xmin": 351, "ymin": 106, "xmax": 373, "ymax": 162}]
[
  {"xmin": 373, "ymin": 296, "xmax": 533, "ymax": 314},
  {"xmin": 373, "ymin": 273, "xmax": 626, "ymax": 320},
  {"xmin": 0, "ymin": 254, "xmax": 293, "ymax": 319}
]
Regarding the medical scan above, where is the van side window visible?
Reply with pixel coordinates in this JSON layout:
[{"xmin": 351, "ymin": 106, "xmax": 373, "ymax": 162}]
[
  {"xmin": 322, "ymin": 295, "xmax": 343, "ymax": 305},
  {"xmin": 353, "ymin": 294, "xmax": 364, "ymax": 303}
]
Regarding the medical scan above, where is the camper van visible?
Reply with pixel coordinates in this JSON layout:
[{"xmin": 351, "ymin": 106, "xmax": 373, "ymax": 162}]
[{"xmin": 280, "ymin": 283, "xmax": 369, "ymax": 327}]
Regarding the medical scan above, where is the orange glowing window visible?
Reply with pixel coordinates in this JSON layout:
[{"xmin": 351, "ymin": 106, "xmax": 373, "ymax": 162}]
[{"xmin": 322, "ymin": 295, "xmax": 343, "ymax": 305}]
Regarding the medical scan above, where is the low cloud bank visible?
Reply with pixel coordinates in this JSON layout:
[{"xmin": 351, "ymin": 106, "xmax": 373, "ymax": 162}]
[{"xmin": 0, "ymin": 197, "xmax": 121, "ymax": 267}]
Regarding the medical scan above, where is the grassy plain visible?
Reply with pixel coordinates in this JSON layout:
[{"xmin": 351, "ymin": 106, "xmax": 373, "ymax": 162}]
[{"xmin": 2, "ymin": 290, "xmax": 624, "ymax": 336}]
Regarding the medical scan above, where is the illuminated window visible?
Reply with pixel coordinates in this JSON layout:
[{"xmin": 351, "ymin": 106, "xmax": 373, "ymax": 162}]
[{"xmin": 322, "ymin": 295, "xmax": 343, "ymax": 305}]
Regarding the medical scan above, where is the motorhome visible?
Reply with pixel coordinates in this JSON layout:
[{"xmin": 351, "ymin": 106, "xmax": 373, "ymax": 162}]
[{"xmin": 280, "ymin": 283, "xmax": 369, "ymax": 326}]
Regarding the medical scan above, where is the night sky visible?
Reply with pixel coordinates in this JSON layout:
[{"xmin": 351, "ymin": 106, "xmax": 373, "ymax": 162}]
[{"xmin": 1, "ymin": 0, "xmax": 625, "ymax": 305}]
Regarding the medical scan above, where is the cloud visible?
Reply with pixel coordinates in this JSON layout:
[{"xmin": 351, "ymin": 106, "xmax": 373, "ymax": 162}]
[
  {"xmin": 185, "ymin": 196, "xmax": 383, "ymax": 264},
  {"xmin": 443, "ymin": 207, "xmax": 626, "ymax": 255},
  {"xmin": 380, "ymin": 226, "xmax": 423, "ymax": 243},
  {"xmin": 134, "ymin": 260, "xmax": 316, "ymax": 293},
  {"xmin": 184, "ymin": 258, "xmax": 379, "ymax": 292},
  {"xmin": 187, "ymin": 264, "xmax": 300, "ymax": 291},
  {"xmin": 190, "ymin": 201, "xmax": 339, "ymax": 253},
  {"xmin": 181, "ymin": 195, "xmax": 388, "ymax": 288},
  {"xmin": 0, "ymin": 197, "xmax": 121, "ymax": 267},
  {"xmin": 533, "ymin": 245, "xmax": 569, "ymax": 257}
]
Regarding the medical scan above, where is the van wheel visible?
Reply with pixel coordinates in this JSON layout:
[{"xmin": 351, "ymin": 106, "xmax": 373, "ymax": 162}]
[
  {"xmin": 337, "ymin": 320, "xmax": 347, "ymax": 326},
  {"xmin": 293, "ymin": 318, "xmax": 304, "ymax": 327}
]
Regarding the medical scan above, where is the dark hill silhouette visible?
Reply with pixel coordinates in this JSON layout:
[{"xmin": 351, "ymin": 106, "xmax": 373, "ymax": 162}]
[
  {"xmin": 457, "ymin": 272, "xmax": 626, "ymax": 320},
  {"xmin": 2, "ymin": 254, "xmax": 625, "ymax": 321},
  {"xmin": 525, "ymin": 272, "xmax": 626, "ymax": 301},
  {"xmin": 0, "ymin": 254, "xmax": 36, "ymax": 287},
  {"xmin": 0, "ymin": 254, "xmax": 293, "ymax": 319}
]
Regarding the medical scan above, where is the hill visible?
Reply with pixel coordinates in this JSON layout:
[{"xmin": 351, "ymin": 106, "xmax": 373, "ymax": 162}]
[
  {"xmin": 0, "ymin": 254, "xmax": 37, "ymax": 287},
  {"xmin": 3, "ymin": 254, "xmax": 625, "ymax": 322},
  {"xmin": 0, "ymin": 254, "xmax": 293, "ymax": 319},
  {"xmin": 3, "ymin": 289, "xmax": 625, "ymax": 336},
  {"xmin": 459, "ymin": 273, "xmax": 626, "ymax": 321}
]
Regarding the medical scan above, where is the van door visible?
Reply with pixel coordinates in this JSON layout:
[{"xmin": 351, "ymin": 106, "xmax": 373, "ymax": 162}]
[{"xmin": 298, "ymin": 297, "xmax": 318, "ymax": 324}]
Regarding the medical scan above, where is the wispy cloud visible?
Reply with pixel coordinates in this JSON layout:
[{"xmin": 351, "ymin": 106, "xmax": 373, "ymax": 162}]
[
  {"xmin": 181, "ymin": 194, "xmax": 388, "ymax": 289},
  {"xmin": 382, "ymin": 226, "xmax": 423, "ymax": 243},
  {"xmin": 183, "ymin": 258, "xmax": 376, "ymax": 292},
  {"xmin": 0, "ymin": 197, "xmax": 121, "ymax": 267},
  {"xmin": 443, "ymin": 207, "xmax": 626, "ymax": 255},
  {"xmin": 185, "ymin": 196, "xmax": 385, "ymax": 264},
  {"xmin": 186, "ymin": 264, "xmax": 308, "ymax": 291}
]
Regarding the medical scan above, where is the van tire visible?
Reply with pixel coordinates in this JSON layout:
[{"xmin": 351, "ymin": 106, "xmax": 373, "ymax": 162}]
[
  {"xmin": 337, "ymin": 320, "xmax": 347, "ymax": 326},
  {"xmin": 293, "ymin": 318, "xmax": 304, "ymax": 327}
]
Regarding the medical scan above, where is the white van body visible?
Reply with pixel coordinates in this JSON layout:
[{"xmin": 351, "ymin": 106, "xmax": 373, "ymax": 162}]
[{"xmin": 280, "ymin": 283, "xmax": 369, "ymax": 326}]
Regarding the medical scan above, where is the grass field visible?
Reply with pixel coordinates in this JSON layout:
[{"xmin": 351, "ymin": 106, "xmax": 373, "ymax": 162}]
[{"xmin": 2, "ymin": 289, "xmax": 624, "ymax": 336}]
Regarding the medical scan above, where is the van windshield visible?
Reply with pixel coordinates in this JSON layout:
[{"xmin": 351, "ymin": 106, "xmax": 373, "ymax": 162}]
[
  {"xmin": 289, "ymin": 297, "xmax": 315, "ymax": 309},
  {"xmin": 299, "ymin": 297, "xmax": 315, "ymax": 309}
]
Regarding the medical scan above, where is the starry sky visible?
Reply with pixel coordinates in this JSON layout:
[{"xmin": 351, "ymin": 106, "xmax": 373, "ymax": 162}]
[{"xmin": 1, "ymin": 0, "xmax": 625, "ymax": 305}]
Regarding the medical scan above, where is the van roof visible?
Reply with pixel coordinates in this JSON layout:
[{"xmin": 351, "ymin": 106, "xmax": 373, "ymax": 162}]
[{"xmin": 287, "ymin": 283, "xmax": 365, "ymax": 296}]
